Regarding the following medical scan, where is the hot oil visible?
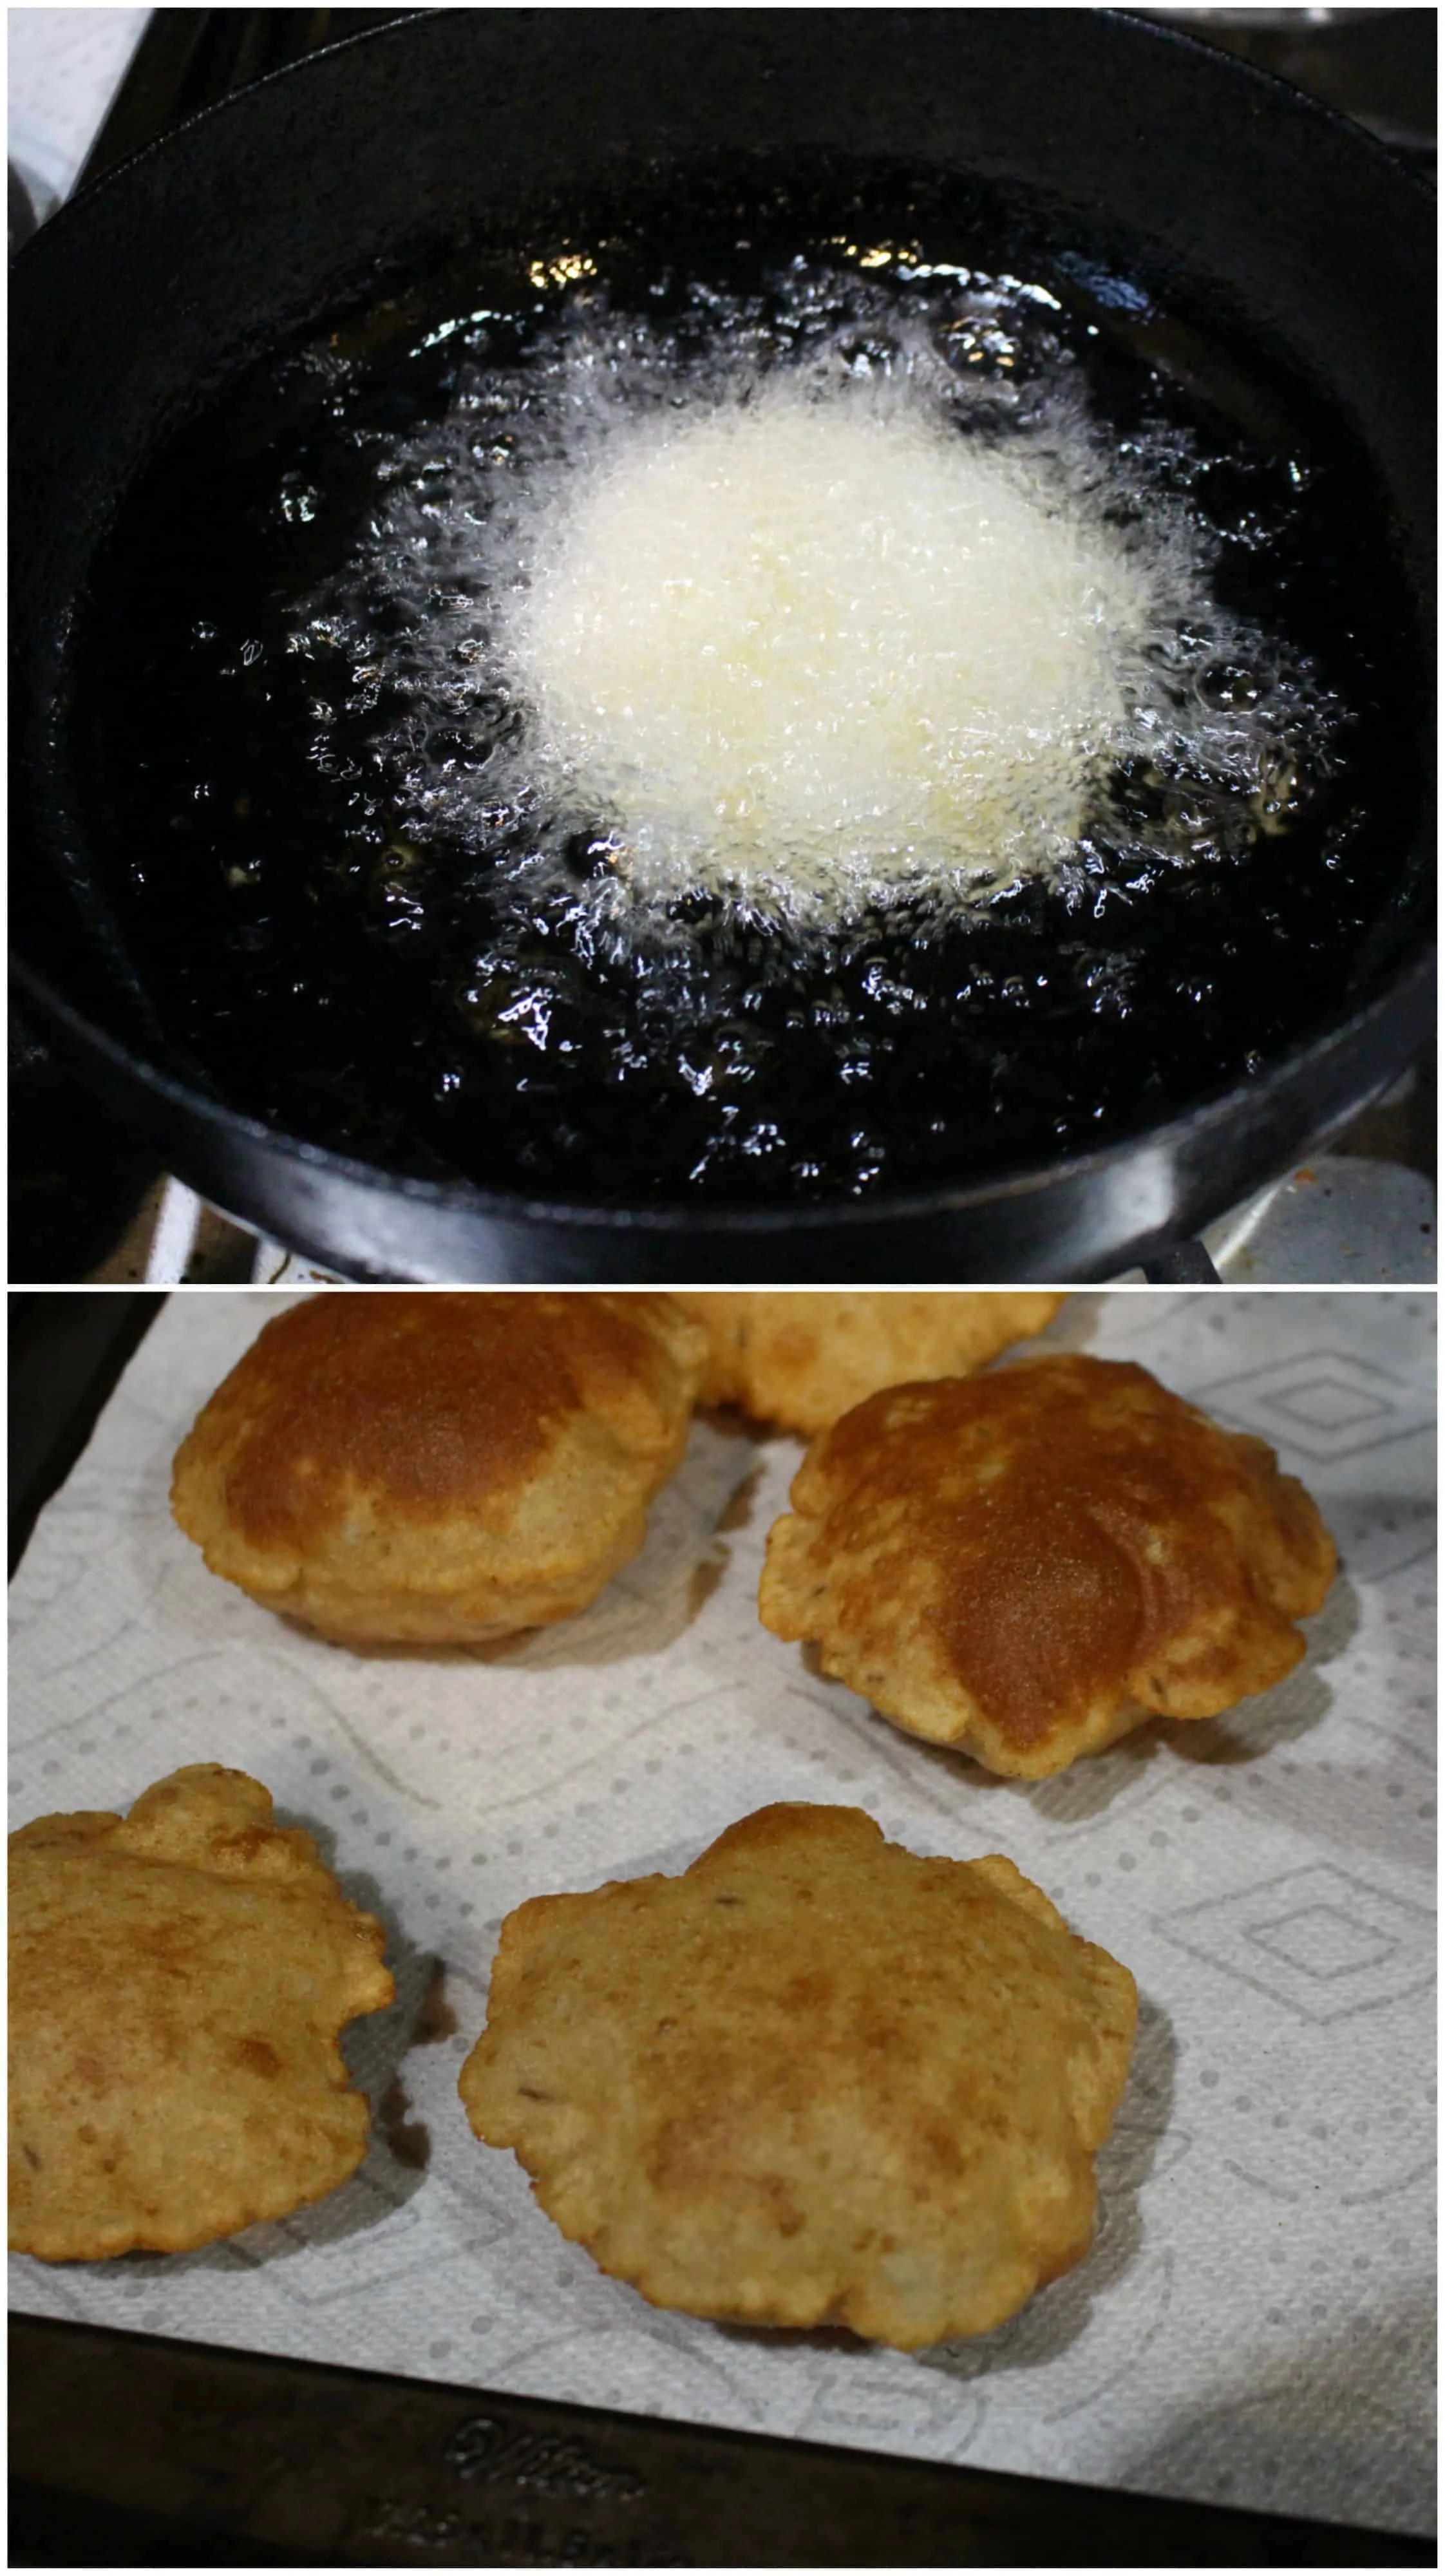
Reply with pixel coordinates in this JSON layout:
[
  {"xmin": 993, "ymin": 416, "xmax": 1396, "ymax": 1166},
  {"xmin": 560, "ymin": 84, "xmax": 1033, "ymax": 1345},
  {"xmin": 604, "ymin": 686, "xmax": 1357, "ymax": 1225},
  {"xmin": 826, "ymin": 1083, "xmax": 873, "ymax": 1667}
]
[{"xmin": 68, "ymin": 164, "xmax": 1424, "ymax": 1204}]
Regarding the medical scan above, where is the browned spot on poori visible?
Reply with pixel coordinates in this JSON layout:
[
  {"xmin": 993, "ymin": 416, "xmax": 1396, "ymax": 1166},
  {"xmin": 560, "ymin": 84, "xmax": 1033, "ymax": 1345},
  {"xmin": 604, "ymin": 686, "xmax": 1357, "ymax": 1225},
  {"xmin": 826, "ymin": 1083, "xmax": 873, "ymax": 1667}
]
[{"xmin": 234, "ymin": 2036, "xmax": 282, "ymax": 2079}]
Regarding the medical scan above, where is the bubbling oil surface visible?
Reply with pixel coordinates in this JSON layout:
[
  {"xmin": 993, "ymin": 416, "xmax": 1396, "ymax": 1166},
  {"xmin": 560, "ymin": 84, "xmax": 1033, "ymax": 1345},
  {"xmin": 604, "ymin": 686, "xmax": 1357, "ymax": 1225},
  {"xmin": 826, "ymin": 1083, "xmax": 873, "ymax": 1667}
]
[
  {"xmin": 68, "ymin": 169, "xmax": 1420, "ymax": 1205},
  {"xmin": 331, "ymin": 277, "xmax": 1337, "ymax": 940}
]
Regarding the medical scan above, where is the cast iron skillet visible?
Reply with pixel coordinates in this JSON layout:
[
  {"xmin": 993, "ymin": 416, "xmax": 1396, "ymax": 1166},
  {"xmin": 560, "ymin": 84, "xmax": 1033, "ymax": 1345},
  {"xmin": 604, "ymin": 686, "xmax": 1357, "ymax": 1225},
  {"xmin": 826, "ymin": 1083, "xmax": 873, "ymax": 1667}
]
[{"xmin": 10, "ymin": 8, "xmax": 1435, "ymax": 1282}]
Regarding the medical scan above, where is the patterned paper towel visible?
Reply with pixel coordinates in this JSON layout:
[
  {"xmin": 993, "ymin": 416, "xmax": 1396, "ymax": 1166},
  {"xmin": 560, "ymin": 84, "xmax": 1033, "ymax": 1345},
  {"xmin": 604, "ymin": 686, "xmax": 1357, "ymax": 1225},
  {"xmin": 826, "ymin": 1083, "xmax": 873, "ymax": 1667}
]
[{"xmin": 8, "ymin": 1291, "xmax": 1436, "ymax": 2535}]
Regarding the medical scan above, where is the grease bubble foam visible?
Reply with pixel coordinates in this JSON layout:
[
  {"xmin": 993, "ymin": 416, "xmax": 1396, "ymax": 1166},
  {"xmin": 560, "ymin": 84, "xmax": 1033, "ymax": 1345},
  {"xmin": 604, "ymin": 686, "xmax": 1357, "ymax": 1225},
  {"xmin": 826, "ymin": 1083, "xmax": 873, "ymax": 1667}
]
[{"xmin": 312, "ymin": 276, "xmax": 1341, "ymax": 945}]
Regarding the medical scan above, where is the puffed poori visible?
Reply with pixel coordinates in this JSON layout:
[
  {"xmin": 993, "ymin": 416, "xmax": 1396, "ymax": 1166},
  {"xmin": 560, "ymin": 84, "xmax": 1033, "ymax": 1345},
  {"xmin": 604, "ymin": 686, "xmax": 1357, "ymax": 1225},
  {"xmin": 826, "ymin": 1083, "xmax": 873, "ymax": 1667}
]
[
  {"xmin": 759, "ymin": 1355, "xmax": 1337, "ymax": 1777},
  {"xmin": 458, "ymin": 1803, "xmax": 1137, "ymax": 2348},
  {"xmin": 672, "ymin": 1291, "xmax": 1063, "ymax": 1434},
  {"xmin": 171, "ymin": 1291, "xmax": 707, "ymax": 1646},
  {"xmin": 10, "ymin": 1765, "xmax": 393, "ymax": 2260}
]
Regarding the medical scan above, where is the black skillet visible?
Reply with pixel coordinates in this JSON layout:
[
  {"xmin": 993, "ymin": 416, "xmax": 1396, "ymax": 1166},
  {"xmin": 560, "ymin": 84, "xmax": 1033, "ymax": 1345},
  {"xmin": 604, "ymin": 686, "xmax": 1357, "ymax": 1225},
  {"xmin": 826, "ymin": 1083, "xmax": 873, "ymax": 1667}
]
[{"xmin": 10, "ymin": 8, "xmax": 1435, "ymax": 1283}]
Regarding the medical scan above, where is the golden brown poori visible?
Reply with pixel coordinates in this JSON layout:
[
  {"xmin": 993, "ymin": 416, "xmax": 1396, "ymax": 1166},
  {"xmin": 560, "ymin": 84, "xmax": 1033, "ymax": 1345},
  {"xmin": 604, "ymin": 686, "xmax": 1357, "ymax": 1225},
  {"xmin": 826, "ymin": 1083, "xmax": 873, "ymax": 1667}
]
[
  {"xmin": 759, "ymin": 1354, "xmax": 1337, "ymax": 1777},
  {"xmin": 9, "ymin": 1765, "xmax": 394, "ymax": 2261},
  {"xmin": 171, "ymin": 1291, "xmax": 707, "ymax": 1647},
  {"xmin": 458, "ymin": 1803, "xmax": 1137, "ymax": 2349},
  {"xmin": 671, "ymin": 1291, "xmax": 1064, "ymax": 1433}
]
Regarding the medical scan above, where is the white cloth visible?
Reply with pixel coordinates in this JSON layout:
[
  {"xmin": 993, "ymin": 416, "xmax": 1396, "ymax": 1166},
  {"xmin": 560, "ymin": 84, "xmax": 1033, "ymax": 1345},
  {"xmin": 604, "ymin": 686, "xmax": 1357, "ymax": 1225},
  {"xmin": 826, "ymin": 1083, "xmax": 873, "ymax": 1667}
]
[
  {"xmin": 8, "ymin": 1290, "xmax": 1435, "ymax": 2535},
  {"xmin": 8, "ymin": 6, "xmax": 151, "ymax": 213}
]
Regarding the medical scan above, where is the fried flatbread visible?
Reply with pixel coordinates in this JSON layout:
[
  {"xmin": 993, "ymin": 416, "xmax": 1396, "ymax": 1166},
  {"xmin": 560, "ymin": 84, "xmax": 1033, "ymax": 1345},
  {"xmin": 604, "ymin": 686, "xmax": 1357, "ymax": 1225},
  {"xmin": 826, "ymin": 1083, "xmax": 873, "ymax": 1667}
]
[
  {"xmin": 458, "ymin": 1803, "xmax": 1137, "ymax": 2348},
  {"xmin": 171, "ymin": 1291, "xmax": 707, "ymax": 1646},
  {"xmin": 672, "ymin": 1292, "xmax": 1063, "ymax": 1433},
  {"xmin": 10, "ymin": 1765, "xmax": 394, "ymax": 2260},
  {"xmin": 759, "ymin": 1354, "xmax": 1337, "ymax": 1776}
]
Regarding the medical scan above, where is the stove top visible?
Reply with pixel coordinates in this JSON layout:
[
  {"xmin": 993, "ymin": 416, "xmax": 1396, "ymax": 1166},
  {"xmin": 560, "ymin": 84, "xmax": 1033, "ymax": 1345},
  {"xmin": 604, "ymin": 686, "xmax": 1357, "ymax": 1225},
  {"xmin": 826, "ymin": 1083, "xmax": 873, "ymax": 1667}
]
[{"xmin": 10, "ymin": 6, "xmax": 1435, "ymax": 1286}]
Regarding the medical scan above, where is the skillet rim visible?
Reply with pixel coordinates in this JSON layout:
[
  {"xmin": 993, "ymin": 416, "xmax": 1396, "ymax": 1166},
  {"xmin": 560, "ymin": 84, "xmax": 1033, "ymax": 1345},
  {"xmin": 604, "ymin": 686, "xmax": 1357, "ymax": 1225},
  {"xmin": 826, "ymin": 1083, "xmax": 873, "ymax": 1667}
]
[
  {"xmin": 10, "ymin": 5, "xmax": 1438, "ymax": 261},
  {"xmin": 13, "ymin": 942, "xmax": 1435, "ymax": 1242}
]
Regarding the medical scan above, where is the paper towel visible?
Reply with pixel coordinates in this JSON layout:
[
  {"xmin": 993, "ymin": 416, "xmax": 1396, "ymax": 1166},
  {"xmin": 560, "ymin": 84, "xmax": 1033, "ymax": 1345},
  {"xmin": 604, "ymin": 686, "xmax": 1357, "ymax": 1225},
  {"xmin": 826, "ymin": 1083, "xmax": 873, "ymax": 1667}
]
[{"xmin": 8, "ymin": 1290, "xmax": 1436, "ymax": 2535}]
